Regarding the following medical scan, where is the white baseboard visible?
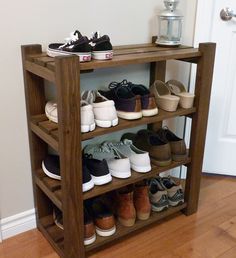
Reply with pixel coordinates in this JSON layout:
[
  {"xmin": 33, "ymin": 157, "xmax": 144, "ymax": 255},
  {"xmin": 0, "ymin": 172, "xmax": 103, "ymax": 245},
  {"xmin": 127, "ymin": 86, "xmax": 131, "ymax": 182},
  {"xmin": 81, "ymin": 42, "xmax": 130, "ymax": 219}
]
[{"xmin": 0, "ymin": 209, "xmax": 36, "ymax": 240}]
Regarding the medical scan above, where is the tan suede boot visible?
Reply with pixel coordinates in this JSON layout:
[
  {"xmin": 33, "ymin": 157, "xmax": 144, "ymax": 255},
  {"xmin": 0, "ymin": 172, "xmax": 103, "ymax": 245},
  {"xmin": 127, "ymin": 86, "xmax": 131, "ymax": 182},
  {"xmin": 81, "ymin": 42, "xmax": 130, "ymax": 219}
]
[
  {"xmin": 116, "ymin": 187, "xmax": 136, "ymax": 227},
  {"xmin": 134, "ymin": 182, "xmax": 151, "ymax": 220}
]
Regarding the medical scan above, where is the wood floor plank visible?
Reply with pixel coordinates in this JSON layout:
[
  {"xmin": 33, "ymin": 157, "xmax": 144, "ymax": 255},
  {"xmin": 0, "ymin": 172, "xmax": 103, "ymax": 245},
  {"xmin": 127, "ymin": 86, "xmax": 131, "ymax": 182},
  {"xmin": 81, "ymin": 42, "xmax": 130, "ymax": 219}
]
[{"xmin": 0, "ymin": 175, "xmax": 236, "ymax": 258}]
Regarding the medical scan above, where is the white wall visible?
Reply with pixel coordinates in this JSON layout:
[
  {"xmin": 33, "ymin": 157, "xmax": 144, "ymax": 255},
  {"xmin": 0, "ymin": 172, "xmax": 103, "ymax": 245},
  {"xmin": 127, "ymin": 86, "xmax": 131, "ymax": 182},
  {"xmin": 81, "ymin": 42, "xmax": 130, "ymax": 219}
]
[{"xmin": 0, "ymin": 0, "xmax": 197, "ymax": 220}]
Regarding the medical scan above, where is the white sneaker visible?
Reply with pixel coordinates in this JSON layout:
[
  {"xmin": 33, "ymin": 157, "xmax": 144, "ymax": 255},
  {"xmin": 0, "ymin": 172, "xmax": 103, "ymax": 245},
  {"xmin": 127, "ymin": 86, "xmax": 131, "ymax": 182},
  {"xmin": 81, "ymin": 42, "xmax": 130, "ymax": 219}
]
[
  {"xmin": 84, "ymin": 143, "xmax": 131, "ymax": 179},
  {"xmin": 45, "ymin": 101, "xmax": 96, "ymax": 133},
  {"xmin": 109, "ymin": 139, "xmax": 151, "ymax": 173},
  {"xmin": 81, "ymin": 90, "xmax": 118, "ymax": 128}
]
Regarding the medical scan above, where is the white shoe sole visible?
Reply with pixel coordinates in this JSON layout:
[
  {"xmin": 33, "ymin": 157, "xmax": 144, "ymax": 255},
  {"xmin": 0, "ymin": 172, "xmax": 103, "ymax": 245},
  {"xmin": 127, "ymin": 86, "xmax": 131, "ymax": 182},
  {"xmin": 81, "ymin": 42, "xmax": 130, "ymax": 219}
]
[
  {"xmin": 92, "ymin": 50, "xmax": 113, "ymax": 60},
  {"xmin": 84, "ymin": 234, "xmax": 96, "ymax": 246},
  {"xmin": 142, "ymin": 108, "xmax": 158, "ymax": 117},
  {"xmin": 168, "ymin": 200, "xmax": 184, "ymax": 207},
  {"xmin": 109, "ymin": 169, "xmax": 131, "ymax": 179},
  {"xmin": 82, "ymin": 178, "xmax": 94, "ymax": 192},
  {"xmin": 95, "ymin": 118, "xmax": 118, "ymax": 128},
  {"xmin": 47, "ymin": 48, "xmax": 91, "ymax": 62},
  {"xmin": 117, "ymin": 111, "xmax": 142, "ymax": 120},
  {"xmin": 151, "ymin": 204, "xmax": 169, "ymax": 212},
  {"xmin": 95, "ymin": 225, "xmax": 116, "ymax": 237},
  {"xmin": 81, "ymin": 123, "xmax": 96, "ymax": 133},
  {"xmin": 42, "ymin": 161, "xmax": 61, "ymax": 180},
  {"xmin": 131, "ymin": 164, "xmax": 151, "ymax": 173},
  {"xmin": 45, "ymin": 110, "xmax": 58, "ymax": 123},
  {"xmin": 91, "ymin": 174, "xmax": 112, "ymax": 186}
]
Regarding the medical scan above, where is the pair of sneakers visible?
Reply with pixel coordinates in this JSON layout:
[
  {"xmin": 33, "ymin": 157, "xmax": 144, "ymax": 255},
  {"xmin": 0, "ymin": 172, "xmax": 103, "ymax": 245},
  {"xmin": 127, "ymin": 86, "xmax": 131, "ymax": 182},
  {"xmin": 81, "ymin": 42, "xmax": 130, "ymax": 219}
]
[
  {"xmin": 148, "ymin": 176, "xmax": 184, "ymax": 212},
  {"xmin": 47, "ymin": 30, "xmax": 113, "ymax": 61},
  {"xmin": 45, "ymin": 90, "xmax": 118, "ymax": 132},
  {"xmin": 41, "ymin": 154, "xmax": 112, "ymax": 193},
  {"xmin": 83, "ymin": 139, "xmax": 151, "ymax": 179},
  {"xmin": 99, "ymin": 79, "xmax": 158, "ymax": 120}
]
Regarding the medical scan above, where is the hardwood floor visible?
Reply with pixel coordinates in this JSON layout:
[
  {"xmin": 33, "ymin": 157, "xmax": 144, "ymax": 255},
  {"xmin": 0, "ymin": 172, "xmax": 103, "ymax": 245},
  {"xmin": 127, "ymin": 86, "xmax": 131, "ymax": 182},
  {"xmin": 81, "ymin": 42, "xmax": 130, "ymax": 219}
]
[{"xmin": 1, "ymin": 174, "xmax": 236, "ymax": 258}]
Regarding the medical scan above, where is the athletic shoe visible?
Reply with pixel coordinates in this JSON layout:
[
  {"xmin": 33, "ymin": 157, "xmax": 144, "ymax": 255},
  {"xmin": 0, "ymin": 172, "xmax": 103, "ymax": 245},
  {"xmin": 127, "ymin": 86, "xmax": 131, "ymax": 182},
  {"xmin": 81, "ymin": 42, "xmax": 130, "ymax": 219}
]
[
  {"xmin": 45, "ymin": 100, "xmax": 96, "ymax": 133},
  {"xmin": 148, "ymin": 178, "xmax": 169, "ymax": 212},
  {"xmin": 85, "ymin": 198, "xmax": 116, "ymax": 237},
  {"xmin": 41, "ymin": 155, "xmax": 94, "ymax": 192},
  {"xmin": 121, "ymin": 130, "xmax": 172, "ymax": 166},
  {"xmin": 108, "ymin": 139, "xmax": 151, "ymax": 173},
  {"xmin": 99, "ymin": 82, "xmax": 142, "ymax": 120},
  {"xmin": 83, "ymin": 143, "xmax": 131, "ymax": 179},
  {"xmin": 81, "ymin": 90, "xmax": 118, "ymax": 128},
  {"xmin": 47, "ymin": 30, "xmax": 92, "ymax": 62},
  {"xmin": 90, "ymin": 31, "xmax": 113, "ymax": 60},
  {"xmin": 161, "ymin": 177, "xmax": 184, "ymax": 206},
  {"xmin": 83, "ymin": 154, "xmax": 112, "ymax": 185},
  {"xmin": 53, "ymin": 207, "xmax": 96, "ymax": 246},
  {"xmin": 116, "ymin": 79, "xmax": 158, "ymax": 116},
  {"xmin": 42, "ymin": 155, "xmax": 61, "ymax": 180},
  {"xmin": 156, "ymin": 127, "xmax": 187, "ymax": 161}
]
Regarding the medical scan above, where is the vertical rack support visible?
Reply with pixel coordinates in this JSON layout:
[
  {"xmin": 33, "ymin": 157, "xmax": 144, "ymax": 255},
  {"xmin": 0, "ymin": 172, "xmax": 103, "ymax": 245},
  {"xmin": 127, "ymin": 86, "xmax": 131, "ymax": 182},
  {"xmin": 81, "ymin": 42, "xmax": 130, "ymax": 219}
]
[
  {"xmin": 184, "ymin": 43, "xmax": 216, "ymax": 215},
  {"xmin": 55, "ymin": 55, "xmax": 85, "ymax": 258}
]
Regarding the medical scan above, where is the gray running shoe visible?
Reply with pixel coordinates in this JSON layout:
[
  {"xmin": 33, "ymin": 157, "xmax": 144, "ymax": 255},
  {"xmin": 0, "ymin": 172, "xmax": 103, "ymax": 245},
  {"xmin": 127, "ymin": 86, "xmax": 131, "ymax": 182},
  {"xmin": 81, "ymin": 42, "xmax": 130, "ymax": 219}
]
[
  {"xmin": 84, "ymin": 143, "xmax": 131, "ymax": 179},
  {"xmin": 161, "ymin": 177, "xmax": 184, "ymax": 206},
  {"xmin": 148, "ymin": 178, "xmax": 169, "ymax": 212}
]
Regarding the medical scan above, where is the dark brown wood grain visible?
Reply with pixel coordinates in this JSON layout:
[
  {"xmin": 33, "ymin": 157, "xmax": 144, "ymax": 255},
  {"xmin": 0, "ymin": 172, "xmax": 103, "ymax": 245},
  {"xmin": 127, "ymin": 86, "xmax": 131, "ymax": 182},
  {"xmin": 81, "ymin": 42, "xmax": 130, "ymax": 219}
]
[
  {"xmin": 55, "ymin": 55, "xmax": 85, "ymax": 258},
  {"xmin": 184, "ymin": 43, "xmax": 216, "ymax": 215},
  {"xmin": 21, "ymin": 45, "xmax": 50, "ymax": 221}
]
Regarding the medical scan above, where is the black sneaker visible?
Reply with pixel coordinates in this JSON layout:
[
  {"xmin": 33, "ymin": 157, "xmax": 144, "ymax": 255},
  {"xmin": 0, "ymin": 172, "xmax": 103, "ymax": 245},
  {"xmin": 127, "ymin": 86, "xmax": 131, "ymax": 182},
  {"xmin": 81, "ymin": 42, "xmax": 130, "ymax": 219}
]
[
  {"xmin": 83, "ymin": 154, "xmax": 112, "ymax": 185},
  {"xmin": 47, "ymin": 30, "xmax": 92, "ymax": 62},
  {"xmin": 53, "ymin": 206, "xmax": 63, "ymax": 230},
  {"xmin": 42, "ymin": 155, "xmax": 61, "ymax": 180},
  {"xmin": 42, "ymin": 154, "xmax": 94, "ymax": 192},
  {"xmin": 90, "ymin": 31, "xmax": 113, "ymax": 60}
]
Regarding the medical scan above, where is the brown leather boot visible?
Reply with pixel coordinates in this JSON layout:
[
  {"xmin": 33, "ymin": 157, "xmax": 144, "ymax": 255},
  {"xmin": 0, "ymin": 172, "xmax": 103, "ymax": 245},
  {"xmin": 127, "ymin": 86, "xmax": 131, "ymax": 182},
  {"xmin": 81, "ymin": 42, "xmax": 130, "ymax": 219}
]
[
  {"xmin": 116, "ymin": 187, "xmax": 136, "ymax": 227},
  {"xmin": 134, "ymin": 182, "xmax": 151, "ymax": 220}
]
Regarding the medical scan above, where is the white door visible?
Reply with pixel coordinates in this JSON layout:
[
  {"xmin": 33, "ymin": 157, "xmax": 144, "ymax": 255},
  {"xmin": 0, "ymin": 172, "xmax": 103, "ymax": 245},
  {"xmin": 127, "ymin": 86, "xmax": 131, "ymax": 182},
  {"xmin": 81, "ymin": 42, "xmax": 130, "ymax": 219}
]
[{"xmin": 193, "ymin": 0, "xmax": 236, "ymax": 176}]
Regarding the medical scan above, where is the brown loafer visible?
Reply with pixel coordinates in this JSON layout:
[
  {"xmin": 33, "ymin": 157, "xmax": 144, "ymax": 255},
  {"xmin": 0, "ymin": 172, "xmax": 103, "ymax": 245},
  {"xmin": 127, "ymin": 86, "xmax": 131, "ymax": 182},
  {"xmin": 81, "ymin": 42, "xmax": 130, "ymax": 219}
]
[
  {"xmin": 156, "ymin": 127, "xmax": 187, "ymax": 162},
  {"xmin": 122, "ymin": 130, "xmax": 172, "ymax": 166}
]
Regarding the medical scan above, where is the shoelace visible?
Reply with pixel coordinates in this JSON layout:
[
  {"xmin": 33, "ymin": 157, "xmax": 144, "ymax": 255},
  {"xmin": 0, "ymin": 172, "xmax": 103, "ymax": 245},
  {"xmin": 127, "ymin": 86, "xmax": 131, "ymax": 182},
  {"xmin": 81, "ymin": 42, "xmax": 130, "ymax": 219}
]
[
  {"xmin": 59, "ymin": 30, "xmax": 84, "ymax": 49},
  {"xmin": 108, "ymin": 79, "xmax": 131, "ymax": 90}
]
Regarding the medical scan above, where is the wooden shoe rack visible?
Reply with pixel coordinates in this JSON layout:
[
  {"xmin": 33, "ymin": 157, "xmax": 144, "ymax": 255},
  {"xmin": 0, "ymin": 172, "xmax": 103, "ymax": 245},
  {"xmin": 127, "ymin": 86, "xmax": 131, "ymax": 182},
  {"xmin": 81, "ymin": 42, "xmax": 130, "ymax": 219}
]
[{"xmin": 21, "ymin": 41, "xmax": 216, "ymax": 258}]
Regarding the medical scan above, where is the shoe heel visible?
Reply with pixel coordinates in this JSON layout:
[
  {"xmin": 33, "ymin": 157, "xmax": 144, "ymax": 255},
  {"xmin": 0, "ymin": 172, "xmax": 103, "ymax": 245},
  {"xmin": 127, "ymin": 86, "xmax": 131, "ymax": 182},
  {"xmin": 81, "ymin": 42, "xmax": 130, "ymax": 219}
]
[
  {"xmin": 118, "ymin": 217, "xmax": 136, "ymax": 227},
  {"xmin": 137, "ymin": 212, "xmax": 150, "ymax": 220}
]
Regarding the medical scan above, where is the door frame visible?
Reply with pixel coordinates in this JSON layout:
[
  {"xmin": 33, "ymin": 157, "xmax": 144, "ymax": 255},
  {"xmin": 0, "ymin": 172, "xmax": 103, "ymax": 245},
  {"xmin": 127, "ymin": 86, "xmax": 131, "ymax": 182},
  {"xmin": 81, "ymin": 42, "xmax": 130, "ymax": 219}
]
[{"xmin": 183, "ymin": 0, "xmax": 216, "ymax": 176}]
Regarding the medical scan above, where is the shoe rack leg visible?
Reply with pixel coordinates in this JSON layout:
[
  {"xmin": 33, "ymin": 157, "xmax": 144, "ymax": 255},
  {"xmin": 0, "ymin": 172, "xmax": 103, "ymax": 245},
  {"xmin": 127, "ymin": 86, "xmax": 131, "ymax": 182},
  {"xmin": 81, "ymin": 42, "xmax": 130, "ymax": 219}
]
[
  {"xmin": 55, "ymin": 56, "xmax": 85, "ymax": 258},
  {"xmin": 184, "ymin": 43, "xmax": 216, "ymax": 215}
]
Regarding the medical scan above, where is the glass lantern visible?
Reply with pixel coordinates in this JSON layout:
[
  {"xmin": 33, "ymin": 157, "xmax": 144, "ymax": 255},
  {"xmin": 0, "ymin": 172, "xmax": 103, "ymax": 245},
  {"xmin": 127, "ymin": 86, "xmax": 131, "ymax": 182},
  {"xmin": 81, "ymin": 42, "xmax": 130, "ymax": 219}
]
[{"xmin": 156, "ymin": 0, "xmax": 183, "ymax": 46}]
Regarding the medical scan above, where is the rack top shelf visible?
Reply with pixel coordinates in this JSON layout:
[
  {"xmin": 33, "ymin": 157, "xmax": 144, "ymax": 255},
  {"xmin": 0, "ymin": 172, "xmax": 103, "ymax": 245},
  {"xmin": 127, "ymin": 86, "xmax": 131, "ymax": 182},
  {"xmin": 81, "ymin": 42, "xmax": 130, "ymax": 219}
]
[{"xmin": 27, "ymin": 43, "xmax": 201, "ymax": 73}]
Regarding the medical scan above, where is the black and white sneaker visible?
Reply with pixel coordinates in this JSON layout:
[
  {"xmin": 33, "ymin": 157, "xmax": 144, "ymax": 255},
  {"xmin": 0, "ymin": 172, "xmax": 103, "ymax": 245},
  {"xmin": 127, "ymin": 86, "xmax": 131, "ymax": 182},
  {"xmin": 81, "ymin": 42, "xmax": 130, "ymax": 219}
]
[
  {"xmin": 83, "ymin": 163, "xmax": 95, "ymax": 192},
  {"xmin": 90, "ymin": 31, "xmax": 113, "ymax": 60},
  {"xmin": 42, "ymin": 154, "xmax": 94, "ymax": 192},
  {"xmin": 47, "ymin": 30, "xmax": 92, "ymax": 62},
  {"xmin": 42, "ymin": 155, "xmax": 61, "ymax": 180},
  {"xmin": 161, "ymin": 177, "xmax": 184, "ymax": 207},
  {"xmin": 83, "ymin": 155, "xmax": 112, "ymax": 185}
]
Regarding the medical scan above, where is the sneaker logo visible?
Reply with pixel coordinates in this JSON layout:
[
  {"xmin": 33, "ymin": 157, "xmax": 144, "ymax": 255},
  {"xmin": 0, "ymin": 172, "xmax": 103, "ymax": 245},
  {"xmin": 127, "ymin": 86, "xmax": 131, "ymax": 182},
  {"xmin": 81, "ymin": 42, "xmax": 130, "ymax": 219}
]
[
  {"xmin": 105, "ymin": 53, "xmax": 113, "ymax": 59},
  {"xmin": 83, "ymin": 56, "xmax": 91, "ymax": 61}
]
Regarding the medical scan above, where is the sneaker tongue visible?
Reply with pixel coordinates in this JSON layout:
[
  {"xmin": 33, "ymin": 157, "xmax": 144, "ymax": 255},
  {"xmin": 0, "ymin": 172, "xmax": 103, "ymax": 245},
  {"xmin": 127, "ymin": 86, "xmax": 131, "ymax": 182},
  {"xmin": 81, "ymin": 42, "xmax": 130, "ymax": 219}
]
[{"xmin": 123, "ymin": 139, "xmax": 133, "ymax": 145}]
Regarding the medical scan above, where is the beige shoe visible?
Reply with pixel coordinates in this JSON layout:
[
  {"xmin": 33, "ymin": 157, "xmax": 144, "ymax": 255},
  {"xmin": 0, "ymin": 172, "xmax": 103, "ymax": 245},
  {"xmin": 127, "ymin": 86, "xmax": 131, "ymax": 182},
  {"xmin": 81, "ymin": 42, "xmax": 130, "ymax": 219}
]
[
  {"xmin": 166, "ymin": 80, "xmax": 195, "ymax": 109},
  {"xmin": 150, "ymin": 80, "xmax": 180, "ymax": 112}
]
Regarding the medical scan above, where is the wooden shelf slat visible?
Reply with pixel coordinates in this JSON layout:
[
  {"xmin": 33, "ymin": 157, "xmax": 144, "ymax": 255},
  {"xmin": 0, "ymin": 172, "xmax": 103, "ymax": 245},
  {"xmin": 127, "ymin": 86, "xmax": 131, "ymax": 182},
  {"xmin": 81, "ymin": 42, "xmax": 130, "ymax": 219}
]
[
  {"xmin": 30, "ymin": 107, "xmax": 196, "ymax": 151},
  {"xmin": 34, "ymin": 157, "xmax": 190, "ymax": 206},
  {"xmin": 26, "ymin": 44, "xmax": 200, "ymax": 74}
]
